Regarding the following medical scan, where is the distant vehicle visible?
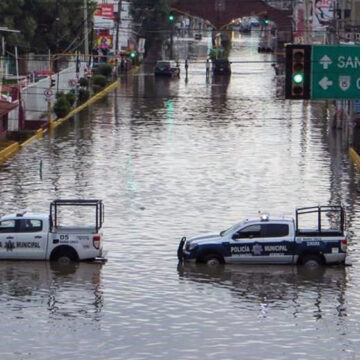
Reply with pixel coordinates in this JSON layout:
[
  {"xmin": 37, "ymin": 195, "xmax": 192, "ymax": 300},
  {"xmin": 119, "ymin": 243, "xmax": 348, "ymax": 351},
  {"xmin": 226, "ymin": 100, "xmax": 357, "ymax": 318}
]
[
  {"xmin": 212, "ymin": 58, "xmax": 231, "ymax": 75},
  {"xmin": 250, "ymin": 17, "xmax": 260, "ymax": 27},
  {"xmin": 0, "ymin": 199, "xmax": 106, "ymax": 263},
  {"xmin": 194, "ymin": 34, "xmax": 202, "ymax": 40},
  {"xmin": 34, "ymin": 70, "xmax": 54, "ymax": 82},
  {"xmin": 154, "ymin": 60, "xmax": 180, "ymax": 77},
  {"xmin": 178, "ymin": 205, "xmax": 348, "ymax": 267}
]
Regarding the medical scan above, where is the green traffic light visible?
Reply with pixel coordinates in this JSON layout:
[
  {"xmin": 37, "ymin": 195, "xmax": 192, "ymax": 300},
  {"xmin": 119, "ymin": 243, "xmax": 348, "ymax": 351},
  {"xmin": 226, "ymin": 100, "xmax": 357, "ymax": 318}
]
[
  {"xmin": 293, "ymin": 73, "xmax": 304, "ymax": 84},
  {"xmin": 130, "ymin": 52, "xmax": 136, "ymax": 58},
  {"xmin": 169, "ymin": 14, "xmax": 174, "ymax": 22}
]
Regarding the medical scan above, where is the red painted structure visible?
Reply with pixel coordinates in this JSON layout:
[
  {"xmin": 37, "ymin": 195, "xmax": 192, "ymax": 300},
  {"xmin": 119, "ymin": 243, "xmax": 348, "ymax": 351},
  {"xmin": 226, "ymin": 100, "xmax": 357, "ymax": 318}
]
[
  {"xmin": 0, "ymin": 100, "xmax": 18, "ymax": 138},
  {"xmin": 172, "ymin": 0, "xmax": 292, "ymax": 40}
]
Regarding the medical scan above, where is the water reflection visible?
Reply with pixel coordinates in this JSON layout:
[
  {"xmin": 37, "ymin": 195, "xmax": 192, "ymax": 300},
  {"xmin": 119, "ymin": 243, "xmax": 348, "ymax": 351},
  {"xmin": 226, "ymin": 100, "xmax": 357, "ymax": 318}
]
[
  {"xmin": 0, "ymin": 261, "xmax": 104, "ymax": 318},
  {"xmin": 210, "ymin": 75, "xmax": 231, "ymax": 110},
  {"xmin": 178, "ymin": 263, "xmax": 347, "ymax": 319}
]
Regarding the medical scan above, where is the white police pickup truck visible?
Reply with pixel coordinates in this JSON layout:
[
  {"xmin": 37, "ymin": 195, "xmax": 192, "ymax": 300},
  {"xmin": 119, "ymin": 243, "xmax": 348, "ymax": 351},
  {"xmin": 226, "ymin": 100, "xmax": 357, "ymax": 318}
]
[
  {"xmin": 178, "ymin": 206, "xmax": 348, "ymax": 267},
  {"xmin": 0, "ymin": 199, "xmax": 106, "ymax": 263}
]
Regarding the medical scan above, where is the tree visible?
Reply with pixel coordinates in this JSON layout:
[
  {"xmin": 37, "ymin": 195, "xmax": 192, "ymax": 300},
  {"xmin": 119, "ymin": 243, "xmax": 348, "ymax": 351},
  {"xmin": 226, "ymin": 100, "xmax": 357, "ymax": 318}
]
[
  {"xmin": 0, "ymin": 0, "xmax": 97, "ymax": 54},
  {"xmin": 130, "ymin": 0, "xmax": 174, "ymax": 59}
]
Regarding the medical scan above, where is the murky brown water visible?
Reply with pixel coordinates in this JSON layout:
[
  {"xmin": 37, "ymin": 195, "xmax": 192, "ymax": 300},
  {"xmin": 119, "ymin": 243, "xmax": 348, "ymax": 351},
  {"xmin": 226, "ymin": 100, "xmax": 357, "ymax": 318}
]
[{"xmin": 1, "ymin": 34, "xmax": 360, "ymax": 359}]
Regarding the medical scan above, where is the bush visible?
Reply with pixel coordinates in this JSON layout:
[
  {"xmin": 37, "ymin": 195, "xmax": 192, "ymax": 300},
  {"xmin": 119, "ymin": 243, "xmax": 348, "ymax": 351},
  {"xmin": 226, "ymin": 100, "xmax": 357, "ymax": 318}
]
[
  {"xmin": 66, "ymin": 90, "xmax": 76, "ymax": 107},
  {"xmin": 92, "ymin": 84, "xmax": 102, "ymax": 94},
  {"xmin": 92, "ymin": 74, "xmax": 107, "ymax": 89},
  {"xmin": 79, "ymin": 77, "xmax": 89, "ymax": 87},
  {"xmin": 94, "ymin": 63, "xmax": 113, "ymax": 77},
  {"xmin": 78, "ymin": 88, "xmax": 90, "ymax": 104},
  {"xmin": 53, "ymin": 97, "xmax": 71, "ymax": 118},
  {"xmin": 55, "ymin": 91, "xmax": 66, "ymax": 100}
]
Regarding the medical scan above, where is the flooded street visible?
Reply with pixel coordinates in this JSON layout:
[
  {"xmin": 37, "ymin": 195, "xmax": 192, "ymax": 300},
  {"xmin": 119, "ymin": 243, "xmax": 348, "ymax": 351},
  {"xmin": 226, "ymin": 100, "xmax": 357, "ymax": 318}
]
[{"xmin": 1, "ymin": 34, "xmax": 360, "ymax": 359}]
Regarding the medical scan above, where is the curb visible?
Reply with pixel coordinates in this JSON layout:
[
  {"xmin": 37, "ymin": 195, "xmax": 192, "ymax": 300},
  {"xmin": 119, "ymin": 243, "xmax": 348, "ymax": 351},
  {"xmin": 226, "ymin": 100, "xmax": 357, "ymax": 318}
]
[
  {"xmin": 0, "ymin": 142, "xmax": 20, "ymax": 163},
  {"xmin": 349, "ymin": 147, "xmax": 360, "ymax": 169},
  {"xmin": 0, "ymin": 66, "xmax": 140, "ymax": 164}
]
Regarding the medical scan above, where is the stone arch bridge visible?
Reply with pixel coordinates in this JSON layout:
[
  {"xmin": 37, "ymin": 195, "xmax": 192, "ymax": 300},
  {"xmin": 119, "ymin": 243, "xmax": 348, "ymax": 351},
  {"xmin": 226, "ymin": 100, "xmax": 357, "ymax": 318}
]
[{"xmin": 171, "ymin": 0, "xmax": 292, "ymax": 42}]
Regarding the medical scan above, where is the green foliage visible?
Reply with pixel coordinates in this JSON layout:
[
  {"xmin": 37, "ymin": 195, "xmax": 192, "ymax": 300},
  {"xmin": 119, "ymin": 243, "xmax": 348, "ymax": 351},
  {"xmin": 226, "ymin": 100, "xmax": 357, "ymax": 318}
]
[
  {"xmin": 53, "ymin": 96, "xmax": 71, "ymax": 119},
  {"xmin": 79, "ymin": 77, "xmax": 89, "ymax": 87},
  {"xmin": 130, "ymin": 0, "xmax": 173, "ymax": 58},
  {"xmin": 0, "ymin": 0, "xmax": 97, "ymax": 54},
  {"xmin": 93, "ymin": 64, "xmax": 113, "ymax": 78},
  {"xmin": 92, "ymin": 74, "xmax": 107, "ymax": 89},
  {"xmin": 78, "ymin": 88, "xmax": 90, "ymax": 104},
  {"xmin": 65, "ymin": 90, "xmax": 76, "ymax": 107},
  {"xmin": 55, "ymin": 91, "xmax": 66, "ymax": 100},
  {"xmin": 92, "ymin": 84, "xmax": 102, "ymax": 94},
  {"xmin": 130, "ymin": 0, "xmax": 173, "ymax": 36}
]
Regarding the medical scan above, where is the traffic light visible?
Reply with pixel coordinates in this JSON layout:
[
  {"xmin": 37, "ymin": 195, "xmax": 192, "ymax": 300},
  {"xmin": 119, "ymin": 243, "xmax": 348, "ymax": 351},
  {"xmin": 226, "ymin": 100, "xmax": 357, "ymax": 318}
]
[
  {"xmin": 168, "ymin": 13, "xmax": 175, "ymax": 23},
  {"xmin": 285, "ymin": 44, "xmax": 311, "ymax": 100},
  {"xmin": 130, "ymin": 51, "xmax": 137, "ymax": 58},
  {"xmin": 264, "ymin": 19, "xmax": 270, "ymax": 25},
  {"xmin": 50, "ymin": 78, "xmax": 56, "ymax": 87}
]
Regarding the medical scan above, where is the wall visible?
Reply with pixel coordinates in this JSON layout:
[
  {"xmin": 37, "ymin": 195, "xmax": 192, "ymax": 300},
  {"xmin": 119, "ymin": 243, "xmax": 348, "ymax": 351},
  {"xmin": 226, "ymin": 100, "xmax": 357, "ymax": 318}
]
[{"xmin": 19, "ymin": 62, "xmax": 86, "ymax": 127}]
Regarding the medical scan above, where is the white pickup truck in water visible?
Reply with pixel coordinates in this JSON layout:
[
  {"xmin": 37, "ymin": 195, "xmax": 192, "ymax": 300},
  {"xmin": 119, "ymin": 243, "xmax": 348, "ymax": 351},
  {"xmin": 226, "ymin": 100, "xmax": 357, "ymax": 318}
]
[
  {"xmin": 0, "ymin": 199, "xmax": 106, "ymax": 263},
  {"xmin": 178, "ymin": 206, "xmax": 348, "ymax": 267}
]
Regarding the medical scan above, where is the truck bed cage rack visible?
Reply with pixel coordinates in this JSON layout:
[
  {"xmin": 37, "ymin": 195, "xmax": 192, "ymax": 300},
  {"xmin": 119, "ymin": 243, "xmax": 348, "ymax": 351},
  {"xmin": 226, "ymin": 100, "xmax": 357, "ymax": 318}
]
[
  {"xmin": 295, "ymin": 205, "xmax": 344, "ymax": 236},
  {"xmin": 50, "ymin": 199, "xmax": 104, "ymax": 233}
]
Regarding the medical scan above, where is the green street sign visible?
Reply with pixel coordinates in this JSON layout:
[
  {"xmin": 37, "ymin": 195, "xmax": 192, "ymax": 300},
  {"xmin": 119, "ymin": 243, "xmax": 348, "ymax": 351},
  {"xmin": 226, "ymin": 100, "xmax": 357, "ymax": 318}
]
[{"xmin": 312, "ymin": 45, "xmax": 360, "ymax": 99}]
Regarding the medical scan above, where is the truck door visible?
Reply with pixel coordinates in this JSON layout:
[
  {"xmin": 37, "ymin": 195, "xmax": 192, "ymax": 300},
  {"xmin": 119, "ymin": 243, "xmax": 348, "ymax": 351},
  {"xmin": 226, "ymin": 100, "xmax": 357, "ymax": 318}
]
[
  {"xmin": 229, "ymin": 223, "xmax": 293, "ymax": 264},
  {"xmin": 15, "ymin": 219, "xmax": 47, "ymax": 259},
  {"xmin": 0, "ymin": 219, "xmax": 19, "ymax": 259}
]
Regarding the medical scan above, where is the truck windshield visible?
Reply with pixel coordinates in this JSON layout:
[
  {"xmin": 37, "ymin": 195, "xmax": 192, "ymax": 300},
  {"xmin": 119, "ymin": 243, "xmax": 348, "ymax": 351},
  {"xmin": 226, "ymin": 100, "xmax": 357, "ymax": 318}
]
[{"xmin": 220, "ymin": 221, "xmax": 244, "ymax": 237}]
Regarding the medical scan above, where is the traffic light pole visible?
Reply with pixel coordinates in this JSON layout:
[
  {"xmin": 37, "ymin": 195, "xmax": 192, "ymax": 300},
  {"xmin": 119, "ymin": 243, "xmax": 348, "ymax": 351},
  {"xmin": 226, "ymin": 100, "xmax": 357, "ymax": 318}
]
[{"xmin": 170, "ymin": 24, "xmax": 174, "ymax": 60}]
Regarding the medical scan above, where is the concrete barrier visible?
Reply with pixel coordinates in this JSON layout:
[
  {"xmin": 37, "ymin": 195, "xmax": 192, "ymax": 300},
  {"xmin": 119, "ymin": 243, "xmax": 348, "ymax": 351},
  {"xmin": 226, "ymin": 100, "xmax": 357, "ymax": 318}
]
[
  {"xmin": 349, "ymin": 148, "xmax": 360, "ymax": 169},
  {"xmin": 0, "ymin": 142, "xmax": 20, "ymax": 163}
]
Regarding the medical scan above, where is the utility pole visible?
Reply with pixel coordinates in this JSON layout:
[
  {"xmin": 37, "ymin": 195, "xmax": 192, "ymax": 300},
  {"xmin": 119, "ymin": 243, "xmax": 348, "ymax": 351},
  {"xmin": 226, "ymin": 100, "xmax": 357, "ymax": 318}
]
[
  {"xmin": 84, "ymin": 0, "xmax": 89, "ymax": 58},
  {"xmin": 115, "ymin": 0, "xmax": 122, "ymax": 74},
  {"xmin": 54, "ymin": 0, "xmax": 59, "ymax": 73},
  {"xmin": 304, "ymin": 0, "xmax": 310, "ymax": 44},
  {"xmin": 115, "ymin": 0, "xmax": 122, "ymax": 54},
  {"xmin": 0, "ymin": 36, "xmax": 4, "ymax": 95}
]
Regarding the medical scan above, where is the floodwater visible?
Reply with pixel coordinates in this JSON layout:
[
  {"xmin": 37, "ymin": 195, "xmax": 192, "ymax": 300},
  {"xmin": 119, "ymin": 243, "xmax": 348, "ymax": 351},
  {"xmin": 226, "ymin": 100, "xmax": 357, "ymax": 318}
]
[{"xmin": 1, "ymin": 34, "xmax": 360, "ymax": 359}]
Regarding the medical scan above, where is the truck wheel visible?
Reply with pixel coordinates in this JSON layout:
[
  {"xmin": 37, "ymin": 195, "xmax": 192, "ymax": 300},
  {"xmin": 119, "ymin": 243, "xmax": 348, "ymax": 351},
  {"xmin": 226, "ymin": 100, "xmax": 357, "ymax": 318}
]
[
  {"xmin": 51, "ymin": 247, "xmax": 78, "ymax": 264},
  {"xmin": 204, "ymin": 254, "xmax": 224, "ymax": 267},
  {"xmin": 302, "ymin": 255, "xmax": 322, "ymax": 268}
]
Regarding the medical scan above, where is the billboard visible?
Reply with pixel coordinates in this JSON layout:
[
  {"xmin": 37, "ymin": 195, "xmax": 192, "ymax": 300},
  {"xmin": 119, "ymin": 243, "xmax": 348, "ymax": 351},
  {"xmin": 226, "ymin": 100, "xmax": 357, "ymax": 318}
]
[
  {"xmin": 312, "ymin": 0, "xmax": 335, "ymax": 31},
  {"xmin": 95, "ymin": 4, "xmax": 115, "ymax": 19}
]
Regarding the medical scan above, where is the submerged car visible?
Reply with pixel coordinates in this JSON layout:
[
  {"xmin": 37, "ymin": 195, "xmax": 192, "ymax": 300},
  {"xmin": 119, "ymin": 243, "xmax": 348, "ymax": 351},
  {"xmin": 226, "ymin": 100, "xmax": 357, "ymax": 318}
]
[
  {"xmin": 212, "ymin": 58, "xmax": 231, "ymax": 75},
  {"xmin": 154, "ymin": 60, "xmax": 180, "ymax": 77}
]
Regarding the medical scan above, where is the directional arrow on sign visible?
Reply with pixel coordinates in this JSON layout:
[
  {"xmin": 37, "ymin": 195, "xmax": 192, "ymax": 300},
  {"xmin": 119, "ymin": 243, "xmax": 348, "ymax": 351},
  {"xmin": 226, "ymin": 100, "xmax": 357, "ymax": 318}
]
[
  {"xmin": 319, "ymin": 76, "xmax": 333, "ymax": 90},
  {"xmin": 320, "ymin": 55, "xmax": 332, "ymax": 70}
]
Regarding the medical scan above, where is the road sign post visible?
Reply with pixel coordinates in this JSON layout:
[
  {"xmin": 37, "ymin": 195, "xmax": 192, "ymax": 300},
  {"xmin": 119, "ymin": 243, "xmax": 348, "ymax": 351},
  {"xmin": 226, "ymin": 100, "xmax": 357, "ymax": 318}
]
[{"xmin": 312, "ymin": 45, "xmax": 360, "ymax": 100}]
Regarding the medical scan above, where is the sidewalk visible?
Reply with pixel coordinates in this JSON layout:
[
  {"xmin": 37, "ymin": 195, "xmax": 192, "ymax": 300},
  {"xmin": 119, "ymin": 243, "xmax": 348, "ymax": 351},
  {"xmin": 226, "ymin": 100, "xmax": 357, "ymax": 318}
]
[{"xmin": 0, "ymin": 66, "xmax": 140, "ymax": 164}]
